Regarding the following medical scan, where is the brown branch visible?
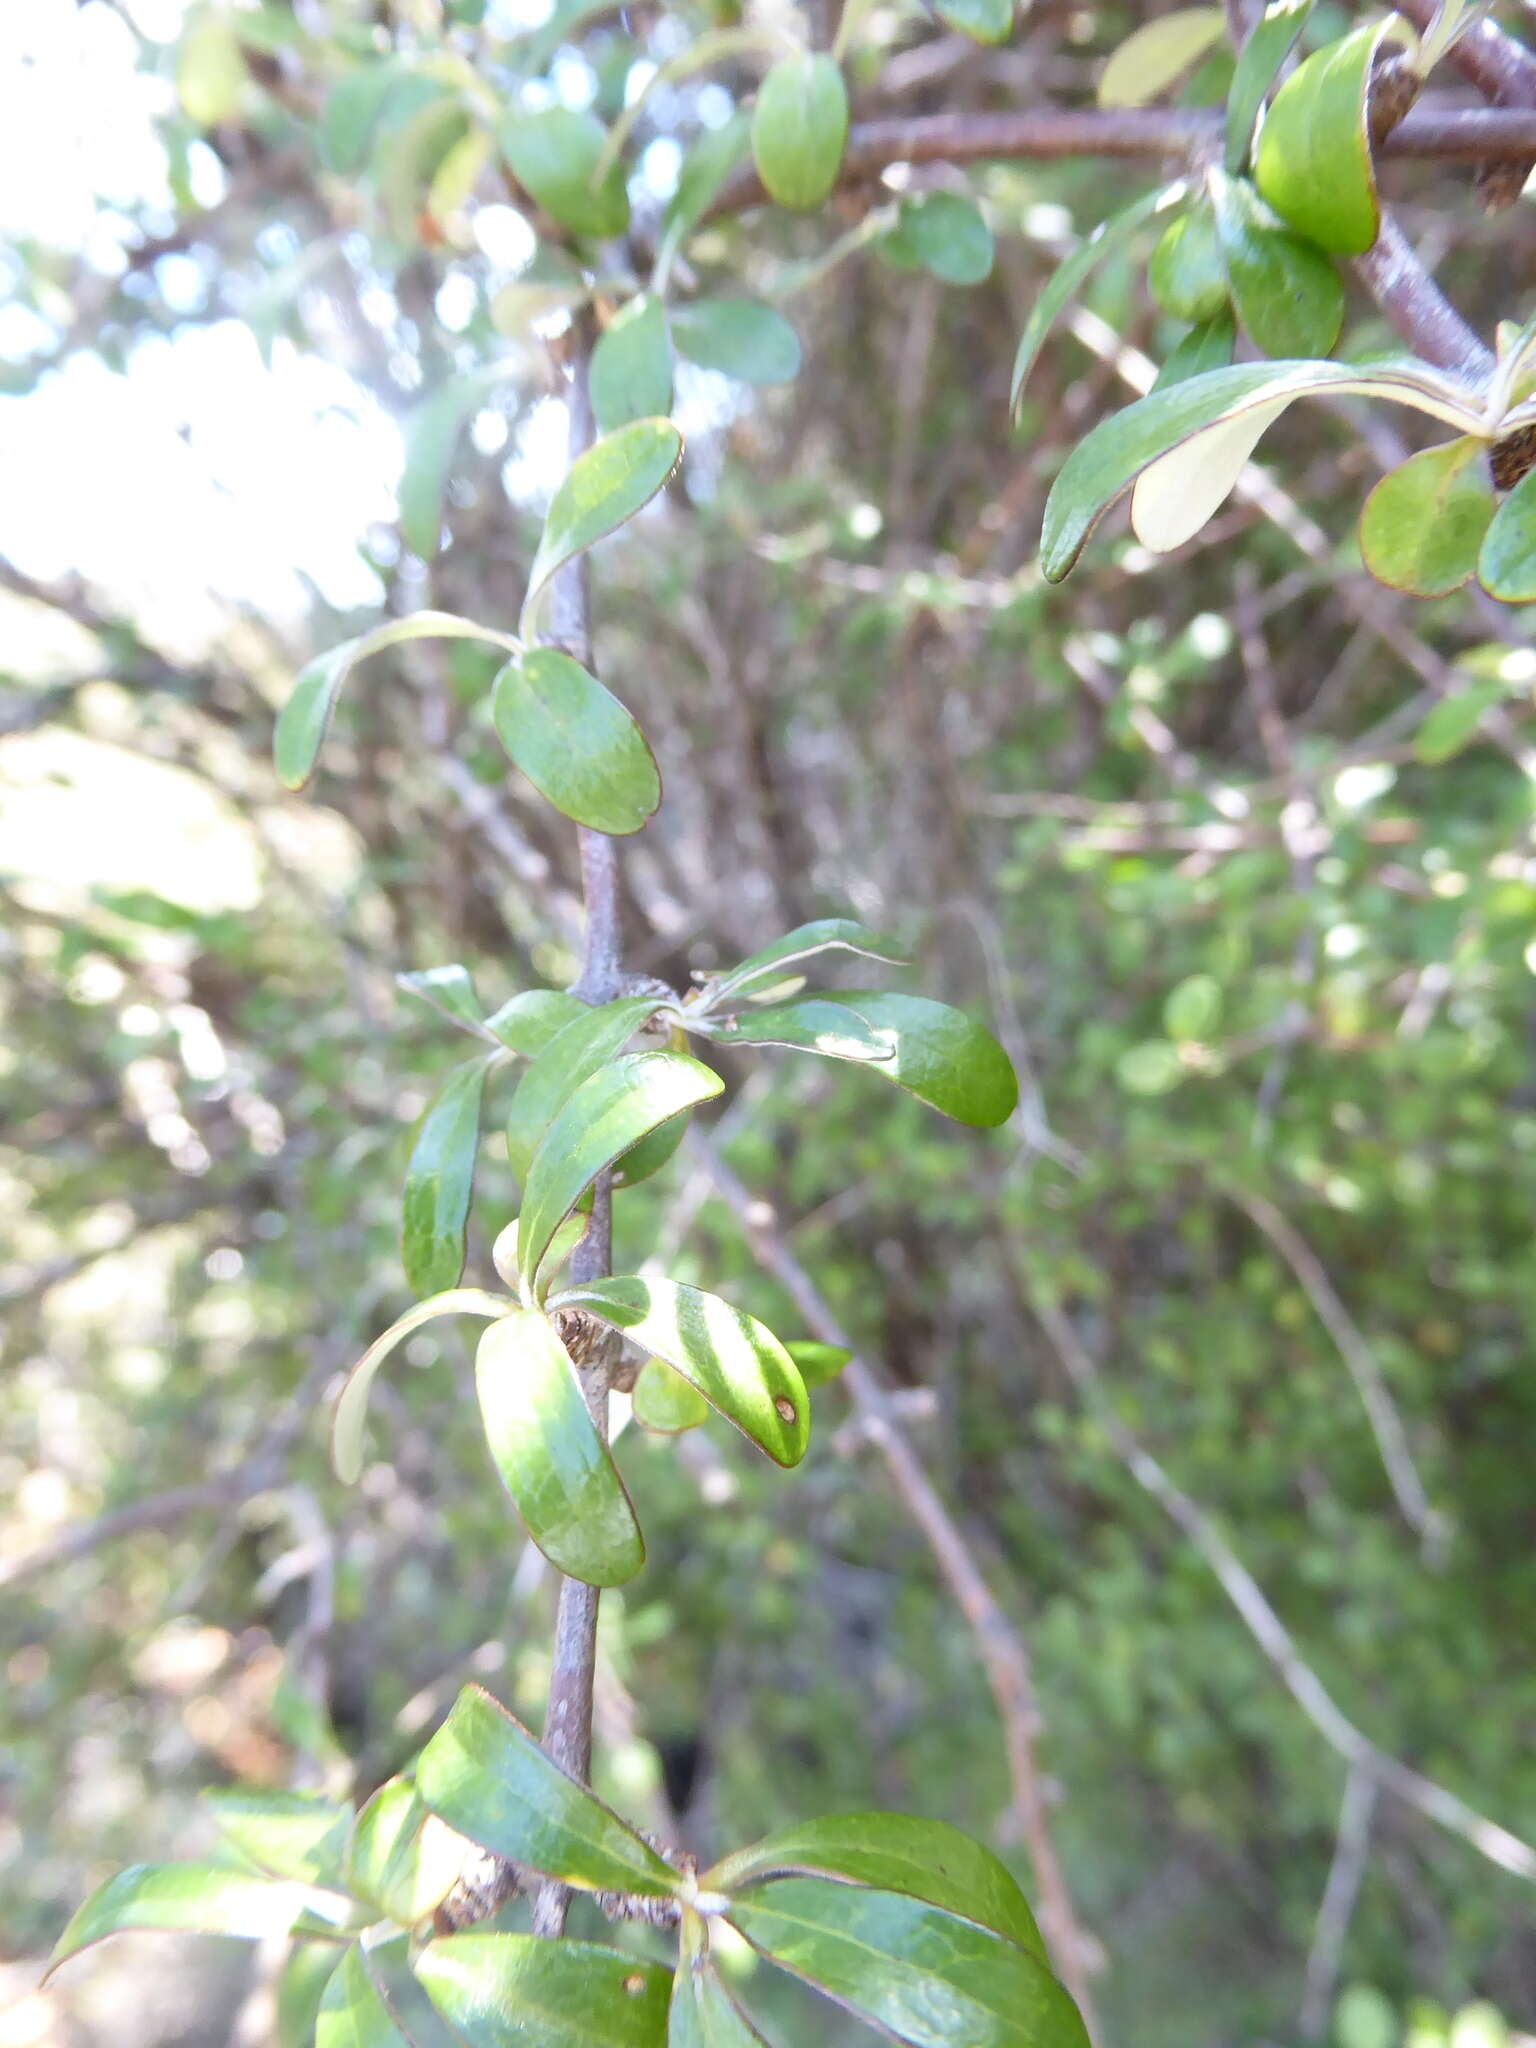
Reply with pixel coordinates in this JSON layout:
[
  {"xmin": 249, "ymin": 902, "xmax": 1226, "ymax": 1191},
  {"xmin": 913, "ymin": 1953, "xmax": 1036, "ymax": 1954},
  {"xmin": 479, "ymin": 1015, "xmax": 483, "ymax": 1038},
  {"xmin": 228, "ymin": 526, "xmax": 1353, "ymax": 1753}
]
[
  {"xmin": 1351, "ymin": 212, "xmax": 1493, "ymax": 379},
  {"xmin": 1393, "ymin": 0, "xmax": 1536, "ymax": 208},
  {"xmin": 688, "ymin": 1135, "xmax": 1102, "ymax": 2037}
]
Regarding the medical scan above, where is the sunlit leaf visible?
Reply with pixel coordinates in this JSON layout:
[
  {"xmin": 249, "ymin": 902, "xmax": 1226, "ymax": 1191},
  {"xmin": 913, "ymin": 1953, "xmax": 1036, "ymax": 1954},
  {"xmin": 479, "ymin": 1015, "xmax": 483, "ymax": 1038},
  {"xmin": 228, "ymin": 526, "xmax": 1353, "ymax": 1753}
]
[
  {"xmin": 491, "ymin": 1215, "xmax": 588, "ymax": 1298},
  {"xmin": 711, "ymin": 918, "xmax": 907, "ymax": 1000},
  {"xmin": 591, "ymin": 296, "xmax": 674, "ymax": 434},
  {"xmin": 402, "ymin": 1057, "xmax": 489, "ymax": 1297},
  {"xmin": 521, "ymin": 420, "xmax": 683, "ymax": 634},
  {"xmin": 555, "ymin": 1276, "xmax": 809, "ymax": 1465},
  {"xmin": 276, "ymin": 613, "xmax": 521, "ymax": 791},
  {"xmin": 417, "ymin": 1932, "xmax": 671, "ymax": 2046},
  {"xmin": 505, "ymin": 994, "xmax": 662, "ymax": 1185},
  {"xmin": 398, "ymin": 964, "xmax": 489, "ymax": 1037},
  {"xmin": 1098, "ymin": 8, "xmax": 1226, "ymax": 107},
  {"xmin": 517, "ymin": 1051, "xmax": 723, "ymax": 1286},
  {"xmin": 1224, "ymin": 0, "xmax": 1315, "ymax": 171},
  {"xmin": 316, "ymin": 1944, "xmax": 410, "ymax": 2048},
  {"xmin": 347, "ymin": 1778, "xmax": 470, "ymax": 1928},
  {"xmin": 1162, "ymin": 973, "xmax": 1222, "ymax": 1043},
  {"xmin": 417, "ymin": 1685, "xmax": 682, "ymax": 1895},
  {"xmin": 484, "ymin": 988, "xmax": 587, "ymax": 1057},
  {"xmin": 1010, "ymin": 184, "xmax": 1187, "ymax": 412},
  {"xmin": 1414, "ymin": 682, "xmax": 1508, "ymax": 762},
  {"xmin": 751, "ymin": 56, "xmax": 849, "ymax": 212},
  {"xmin": 400, "ymin": 367, "xmax": 510, "ymax": 559},
  {"xmin": 205, "ymin": 1789, "xmax": 351, "ymax": 1888},
  {"xmin": 48, "ymin": 1866, "xmax": 356, "ymax": 1975},
  {"xmin": 1254, "ymin": 19, "xmax": 1402, "ymax": 253},
  {"xmin": 784, "ymin": 1341, "xmax": 853, "ymax": 1388},
  {"xmin": 700, "ymin": 997, "xmax": 891, "ymax": 1062},
  {"xmin": 671, "ymin": 298, "xmax": 802, "ymax": 386},
  {"xmin": 631, "ymin": 1357, "xmax": 711, "ymax": 1433},
  {"xmin": 492, "ymin": 649, "xmax": 661, "ymax": 835},
  {"xmin": 332, "ymin": 1289, "xmax": 509, "ymax": 1485},
  {"xmin": 376, "ymin": 93, "xmax": 470, "ymax": 248},
  {"xmin": 1478, "ymin": 462, "xmax": 1536, "ymax": 600},
  {"xmin": 498, "ymin": 106, "xmax": 630, "ymax": 239},
  {"xmin": 669, "ymin": 1943, "xmax": 771, "ymax": 2045},
  {"xmin": 177, "ymin": 8, "xmax": 248, "ymax": 126},
  {"xmin": 807, "ymin": 992, "xmax": 1018, "ymax": 1126},
  {"xmin": 1211, "ymin": 171, "xmax": 1343, "ymax": 359},
  {"xmin": 728, "ymin": 1879, "xmax": 1089, "ymax": 2048},
  {"xmin": 1359, "ymin": 438, "xmax": 1494, "ymax": 596},
  {"xmin": 1130, "ymin": 393, "xmax": 1294, "ymax": 551}
]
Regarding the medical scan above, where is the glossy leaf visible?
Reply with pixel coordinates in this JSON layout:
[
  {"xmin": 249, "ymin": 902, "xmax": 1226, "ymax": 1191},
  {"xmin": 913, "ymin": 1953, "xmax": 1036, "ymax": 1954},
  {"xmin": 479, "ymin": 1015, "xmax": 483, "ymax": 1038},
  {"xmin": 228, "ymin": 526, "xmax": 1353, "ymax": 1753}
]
[
  {"xmin": 1130, "ymin": 392, "xmax": 1294, "ymax": 552},
  {"xmin": 671, "ymin": 298, "xmax": 802, "ymax": 386},
  {"xmin": 802, "ymin": 992, "xmax": 1018, "ymax": 1126},
  {"xmin": 712, "ymin": 918, "xmax": 906, "ymax": 1001},
  {"xmin": 1254, "ymin": 20, "xmax": 1397, "ymax": 254},
  {"xmin": 1211, "ymin": 171, "xmax": 1343, "ymax": 359},
  {"xmin": 1224, "ymin": 0, "xmax": 1315, "ymax": 171},
  {"xmin": 49, "ymin": 1866, "xmax": 356, "ymax": 1974},
  {"xmin": 784, "ymin": 1340, "xmax": 853, "ymax": 1388},
  {"xmin": 1478, "ymin": 463, "xmax": 1536, "ymax": 600},
  {"xmin": 932, "ymin": 0, "xmax": 1013, "ymax": 45},
  {"xmin": 484, "ymin": 988, "xmax": 587, "ymax": 1057},
  {"xmin": 205, "ymin": 1789, "xmax": 350, "ymax": 1887},
  {"xmin": 518, "ymin": 1051, "xmax": 723, "ymax": 1285},
  {"xmin": 416, "ymin": 1685, "xmax": 682, "ymax": 1896},
  {"xmin": 1098, "ymin": 8, "xmax": 1226, "ymax": 107},
  {"xmin": 475, "ymin": 1309, "xmax": 644, "ymax": 1584},
  {"xmin": 492, "ymin": 649, "xmax": 661, "ymax": 835},
  {"xmin": 1148, "ymin": 208, "xmax": 1228, "ymax": 322},
  {"xmin": 669, "ymin": 1949, "xmax": 771, "ymax": 2046},
  {"xmin": 333, "ymin": 1289, "xmax": 509, "ymax": 1485},
  {"xmin": 591, "ymin": 296, "xmax": 674, "ymax": 434},
  {"xmin": 276, "ymin": 613, "xmax": 521, "ymax": 791},
  {"xmin": 347, "ymin": 1778, "xmax": 469, "ymax": 1928},
  {"xmin": 728, "ymin": 1880, "xmax": 1089, "ymax": 2048},
  {"xmin": 1414, "ymin": 683, "xmax": 1507, "ymax": 763},
  {"xmin": 316, "ymin": 1945, "xmax": 411, "ymax": 2048},
  {"xmin": 402, "ymin": 1057, "xmax": 489, "ymax": 1297},
  {"xmin": 1040, "ymin": 358, "xmax": 1482, "ymax": 579},
  {"xmin": 751, "ymin": 56, "xmax": 849, "ymax": 212},
  {"xmin": 505, "ymin": 995, "xmax": 661, "ymax": 1184},
  {"xmin": 398, "ymin": 964, "xmax": 489, "ymax": 1038},
  {"xmin": 359, "ymin": 1938, "xmax": 468, "ymax": 2048},
  {"xmin": 498, "ymin": 106, "xmax": 630, "ymax": 239},
  {"xmin": 1010, "ymin": 184, "xmax": 1186, "ymax": 412},
  {"xmin": 900, "ymin": 192, "xmax": 995, "ymax": 286},
  {"xmin": 400, "ymin": 367, "xmax": 509, "ymax": 559},
  {"xmin": 708, "ymin": 1814, "xmax": 1044, "ymax": 1960},
  {"xmin": 417, "ymin": 1932, "xmax": 672, "ymax": 2047},
  {"xmin": 1358, "ymin": 438, "xmax": 1494, "ymax": 596},
  {"xmin": 702, "ymin": 997, "xmax": 891, "ymax": 1062},
  {"xmin": 491, "ymin": 1214, "xmax": 588, "ymax": 1299},
  {"xmin": 521, "ymin": 420, "xmax": 683, "ymax": 634},
  {"xmin": 555, "ymin": 1276, "xmax": 809, "ymax": 1464},
  {"xmin": 1152, "ymin": 309, "xmax": 1237, "ymax": 391},
  {"xmin": 612, "ymin": 1106, "xmax": 693, "ymax": 1189},
  {"xmin": 632, "ymin": 1357, "xmax": 711, "ymax": 1433}
]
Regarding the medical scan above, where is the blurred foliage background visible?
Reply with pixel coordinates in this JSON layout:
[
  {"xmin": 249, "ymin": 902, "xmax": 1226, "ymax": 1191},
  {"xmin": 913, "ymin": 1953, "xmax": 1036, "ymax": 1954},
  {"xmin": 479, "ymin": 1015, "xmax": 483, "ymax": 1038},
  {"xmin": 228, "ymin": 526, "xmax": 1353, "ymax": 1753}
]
[{"xmin": 2, "ymin": 1, "xmax": 1535, "ymax": 2043}]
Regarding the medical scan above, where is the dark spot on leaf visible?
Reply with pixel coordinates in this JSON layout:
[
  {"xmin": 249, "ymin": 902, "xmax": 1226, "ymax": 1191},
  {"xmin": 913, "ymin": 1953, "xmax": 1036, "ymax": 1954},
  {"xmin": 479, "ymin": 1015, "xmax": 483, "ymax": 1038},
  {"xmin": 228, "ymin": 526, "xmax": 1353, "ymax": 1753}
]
[{"xmin": 774, "ymin": 1396, "xmax": 796, "ymax": 1423}]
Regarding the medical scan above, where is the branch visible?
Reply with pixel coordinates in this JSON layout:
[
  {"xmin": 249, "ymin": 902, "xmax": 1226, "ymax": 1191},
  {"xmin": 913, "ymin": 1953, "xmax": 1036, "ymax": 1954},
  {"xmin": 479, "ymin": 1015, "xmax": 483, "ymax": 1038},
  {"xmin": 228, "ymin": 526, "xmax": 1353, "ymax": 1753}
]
[
  {"xmin": 1393, "ymin": 0, "xmax": 1536, "ymax": 207},
  {"xmin": 1351, "ymin": 212, "xmax": 1493, "ymax": 380},
  {"xmin": 1019, "ymin": 1272, "xmax": 1536, "ymax": 1887},
  {"xmin": 689, "ymin": 1135, "xmax": 1102, "ymax": 2036},
  {"xmin": 1301, "ymin": 1764, "xmax": 1377, "ymax": 2039}
]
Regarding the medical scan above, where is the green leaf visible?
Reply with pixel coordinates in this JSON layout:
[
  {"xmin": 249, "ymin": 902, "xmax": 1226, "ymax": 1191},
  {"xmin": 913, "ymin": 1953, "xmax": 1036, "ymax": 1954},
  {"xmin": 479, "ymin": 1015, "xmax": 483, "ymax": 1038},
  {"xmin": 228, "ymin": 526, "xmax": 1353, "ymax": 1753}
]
[
  {"xmin": 322, "ymin": 62, "xmax": 407, "ymax": 174},
  {"xmin": 612, "ymin": 1106, "xmax": 693, "ymax": 1188},
  {"xmin": 931, "ymin": 0, "xmax": 1013, "ymax": 45},
  {"xmin": 555, "ymin": 1276, "xmax": 809, "ymax": 1465},
  {"xmin": 505, "ymin": 995, "xmax": 661, "ymax": 1185},
  {"xmin": 1254, "ymin": 20, "xmax": 1398, "ymax": 254},
  {"xmin": 784, "ymin": 1340, "xmax": 853, "ymax": 1388},
  {"xmin": 476, "ymin": 1309, "xmax": 644, "ymax": 1584},
  {"xmin": 1010, "ymin": 184, "xmax": 1187, "ymax": 412},
  {"xmin": 709, "ymin": 1813, "xmax": 1045, "ymax": 1960},
  {"xmin": 491, "ymin": 1214, "xmax": 589, "ymax": 1297},
  {"xmin": 332, "ymin": 1289, "xmax": 509, "ymax": 1485},
  {"xmin": 275, "ymin": 613, "xmax": 521, "ymax": 791},
  {"xmin": 1414, "ymin": 683, "xmax": 1508, "ymax": 763},
  {"xmin": 204, "ymin": 1790, "xmax": 351, "ymax": 1887},
  {"xmin": 1148, "ymin": 207, "xmax": 1229, "ymax": 322},
  {"xmin": 1478, "ymin": 463, "xmax": 1536, "ymax": 601},
  {"xmin": 492, "ymin": 650, "xmax": 661, "ymax": 836},
  {"xmin": 278, "ymin": 1944, "xmax": 341, "ymax": 2048},
  {"xmin": 177, "ymin": 8, "xmax": 248, "ymax": 126},
  {"xmin": 359, "ymin": 1938, "xmax": 468, "ymax": 2048},
  {"xmin": 1039, "ymin": 357, "xmax": 1482, "ymax": 579},
  {"xmin": 498, "ymin": 106, "xmax": 630, "ymax": 239},
  {"xmin": 809, "ymin": 992, "xmax": 1018, "ymax": 1126},
  {"xmin": 1163, "ymin": 972, "xmax": 1223, "ymax": 1043},
  {"xmin": 316, "ymin": 1945, "xmax": 411, "ymax": 2048},
  {"xmin": 402, "ymin": 1057, "xmax": 489, "ymax": 1298},
  {"xmin": 712, "ymin": 918, "xmax": 907, "ymax": 1000},
  {"xmin": 417, "ymin": 1685, "xmax": 682, "ymax": 1896},
  {"xmin": 49, "ymin": 1866, "xmax": 356, "ymax": 1974},
  {"xmin": 1211, "ymin": 171, "xmax": 1343, "ymax": 359},
  {"xmin": 1359, "ymin": 438, "xmax": 1495, "ymax": 596},
  {"xmin": 728, "ymin": 1879, "xmax": 1088, "ymax": 2048},
  {"xmin": 701, "ymin": 997, "xmax": 892, "ymax": 1062},
  {"xmin": 417, "ymin": 1933, "xmax": 672, "ymax": 2047},
  {"xmin": 491, "ymin": 246, "xmax": 591, "ymax": 337},
  {"xmin": 751, "ymin": 56, "xmax": 849, "ymax": 212},
  {"xmin": 347, "ymin": 1779, "xmax": 470, "ymax": 1929},
  {"xmin": 631, "ymin": 1358, "xmax": 711, "ymax": 1433},
  {"xmin": 1152, "ymin": 309, "xmax": 1237, "ymax": 391},
  {"xmin": 669, "ymin": 1950, "xmax": 771, "ymax": 2046},
  {"xmin": 1224, "ymin": 0, "xmax": 1315, "ymax": 171},
  {"xmin": 591, "ymin": 297, "xmax": 674, "ymax": 434},
  {"xmin": 518, "ymin": 1050, "xmax": 723, "ymax": 1286},
  {"xmin": 398, "ymin": 964, "xmax": 489, "ymax": 1038},
  {"xmin": 484, "ymin": 988, "xmax": 587, "ymax": 1057},
  {"xmin": 660, "ymin": 111, "xmax": 753, "ymax": 261},
  {"xmin": 671, "ymin": 298, "xmax": 802, "ymax": 386},
  {"xmin": 400, "ymin": 367, "xmax": 510, "ymax": 560},
  {"xmin": 1116, "ymin": 1041, "xmax": 1185, "ymax": 1095},
  {"xmin": 521, "ymin": 420, "xmax": 683, "ymax": 635},
  {"xmin": 900, "ymin": 192, "xmax": 995, "ymax": 286},
  {"xmin": 1098, "ymin": 8, "xmax": 1226, "ymax": 107}
]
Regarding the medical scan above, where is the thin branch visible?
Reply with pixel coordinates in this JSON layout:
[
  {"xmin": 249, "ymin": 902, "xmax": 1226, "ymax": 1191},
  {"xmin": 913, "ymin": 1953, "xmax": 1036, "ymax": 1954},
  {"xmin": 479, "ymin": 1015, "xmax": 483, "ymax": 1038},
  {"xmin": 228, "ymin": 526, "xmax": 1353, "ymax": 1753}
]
[
  {"xmin": 1351, "ymin": 213, "xmax": 1493, "ymax": 380},
  {"xmin": 1302, "ymin": 1764, "xmax": 1378, "ymax": 2039},
  {"xmin": 688, "ymin": 1135, "xmax": 1103, "ymax": 2037},
  {"xmin": 1019, "ymin": 1272, "xmax": 1536, "ymax": 1886}
]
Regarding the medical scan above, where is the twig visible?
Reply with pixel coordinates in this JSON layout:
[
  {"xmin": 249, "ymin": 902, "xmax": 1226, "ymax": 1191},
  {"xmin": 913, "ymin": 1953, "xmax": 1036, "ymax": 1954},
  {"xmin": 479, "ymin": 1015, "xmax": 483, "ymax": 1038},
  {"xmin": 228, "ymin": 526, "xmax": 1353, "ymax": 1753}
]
[
  {"xmin": 688, "ymin": 1134, "xmax": 1103, "ymax": 2036},
  {"xmin": 1351, "ymin": 213, "xmax": 1493, "ymax": 380},
  {"xmin": 1019, "ymin": 1272, "xmax": 1536, "ymax": 1885},
  {"xmin": 1301, "ymin": 1764, "xmax": 1378, "ymax": 2038}
]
